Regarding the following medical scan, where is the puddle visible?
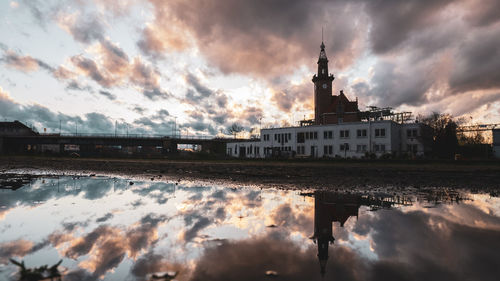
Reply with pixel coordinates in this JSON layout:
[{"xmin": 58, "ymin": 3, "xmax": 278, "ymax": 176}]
[{"xmin": 0, "ymin": 175, "xmax": 499, "ymax": 280}]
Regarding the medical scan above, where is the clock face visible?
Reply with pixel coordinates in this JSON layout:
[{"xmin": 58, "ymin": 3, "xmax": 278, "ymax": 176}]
[{"xmin": 322, "ymin": 84, "xmax": 327, "ymax": 89}]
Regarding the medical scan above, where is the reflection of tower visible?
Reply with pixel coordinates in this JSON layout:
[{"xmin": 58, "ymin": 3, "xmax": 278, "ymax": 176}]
[{"xmin": 310, "ymin": 191, "xmax": 361, "ymax": 277}]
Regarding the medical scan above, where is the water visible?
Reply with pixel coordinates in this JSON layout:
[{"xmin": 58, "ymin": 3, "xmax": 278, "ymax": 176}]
[{"xmin": 0, "ymin": 174, "xmax": 499, "ymax": 281}]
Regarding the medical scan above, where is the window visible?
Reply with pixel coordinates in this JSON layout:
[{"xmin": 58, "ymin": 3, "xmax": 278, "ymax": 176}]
[
  {"xmin": 324, "ymin": 145, "xmax": 333, "ymax": 155},
  {"xmin": 338, "ymin": 118, "xmax": 343, "ymax": 123},
  {"xmin": 297, "ymin": 146, "xmax": 305, "ymax": 154},
  {"xmin": 375, "ymin": 128, "xmax": 386, "ymax": 137},
  {"xmin": 374, "ymin": 144, "xmax": 386, "ymax": 152},
  {"xmin": 340, "ymin": 130, "xmax": 349, "ymax": 138},
  {"xmin": 323, "ymin": 131, "xmax": 333, "ymax": 139},
  {"xmin": 357, "ymin": 129, "xmax": 367, "ymax": 138},
  {"xmin": 340, "ymin": 143, "xmax": 349, "ymax": 151},
  {"xmin": 297, "ymin": 132, "xmax": 305, "ymax": 143},
  {"xmin": 314, "ymin": 132, "xmax": 318, "ymax": 139},
  {"xmin": 228, "ymin": 148, "xmax": 232, "ymax": 155},
  {"xmin": 407, "ymin": 129, "xmax": 418, "ymax": 138},
  {"xmin": 274, "ymin": 134, "xmax": 277, "ymax": 141},
  {"xmin": 407, "ymin": 144, "xmax": 418, "ymax": 153},
  {"xmin": 322, "ymin": 68, "xmax": 325, "ymax": 74},
  {"xmin": 356, "ymin": 145, "xmax": 367, "ymax": 152}
]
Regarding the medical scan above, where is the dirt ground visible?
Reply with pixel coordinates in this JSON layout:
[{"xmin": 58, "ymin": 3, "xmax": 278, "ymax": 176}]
[{"xmin": 1, "ymin": 156, "xmax": 499, "ymax": 190}]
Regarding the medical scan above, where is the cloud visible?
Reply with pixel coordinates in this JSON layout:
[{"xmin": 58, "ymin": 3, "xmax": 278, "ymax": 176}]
[
  {"xmin": 363, "ymin": 0, "xmax": 455, "ymax": 54},
  {"xmin": 70, "ymin": 55, "xmax": 115, "ymax": 88},
  {"xmin": 57, "ymin": 12, "xmax": 105, "ymax": 44},
  {"xmin": 271, "ymin": 82, "xmax": 312, "ymax": 113},
  {"xmin": 139, "ymin": 0, "xmax": 366, "ymax": 77},
  {"xmin": 130, "ymin": 57, "xmax": 170, "ymax": 100},
  {"xmin": 1, "ymin": 50, "xmax": 53, "ymax": 72},
  {"xmin": 98, "ymin": 90, "xmax": 116, "ymax": 100},
  {"xmin": 449, "ymin": 26, "xmax": 500, "ymax": 93}
]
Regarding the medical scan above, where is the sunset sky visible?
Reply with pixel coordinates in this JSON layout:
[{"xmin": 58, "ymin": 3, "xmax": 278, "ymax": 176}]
[{"xmin": 1, "ymin": 0, "xmax": 499, "ymax": 136}]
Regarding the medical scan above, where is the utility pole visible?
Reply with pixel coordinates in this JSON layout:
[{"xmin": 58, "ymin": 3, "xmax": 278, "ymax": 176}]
[{"xmin": 174, "ymin": 117, "xmax": 177, "ymax": 138}]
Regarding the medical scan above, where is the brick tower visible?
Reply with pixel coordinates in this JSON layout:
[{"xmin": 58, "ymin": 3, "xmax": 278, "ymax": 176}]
[{"xmin": 312, "ymin": 41, "xmax": 335, "ymax": 125}]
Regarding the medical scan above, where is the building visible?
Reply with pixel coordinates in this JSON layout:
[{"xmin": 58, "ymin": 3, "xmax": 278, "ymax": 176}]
[
  {"xmin": 0, "ymin": 121, "xmax": 38, "ymax": 154},
  {"xmin": 227, "ymin": 121, "xmax": 425, "ymax": 158},
  {"xmin": 314, "ymin": 41, "xmax": 360, "ymax": 125},
  {"xmin": 226, "ymin": 40, "xmax": 427, "ymax": 159},
  {"xmin": 493, "ymin": 129, "xmax": 500, "ymax": 158},
  {"xmin": 0, "ymin": 121, "xmax": 37, "ymax": 137}
]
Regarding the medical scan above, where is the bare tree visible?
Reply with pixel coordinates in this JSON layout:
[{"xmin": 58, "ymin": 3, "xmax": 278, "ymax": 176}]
[
  {"xmin": 227, "ymin": 123, "xmax": 243, "ymax": 139},
  {"xmin": 418, "ymin": 112, "xmax": 458, "ymax": 158}
]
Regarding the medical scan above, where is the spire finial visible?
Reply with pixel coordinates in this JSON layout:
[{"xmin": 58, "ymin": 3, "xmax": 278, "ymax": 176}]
[{"xmin": 320, "ymin": 27, "xmax": 325, "ymax": 51}]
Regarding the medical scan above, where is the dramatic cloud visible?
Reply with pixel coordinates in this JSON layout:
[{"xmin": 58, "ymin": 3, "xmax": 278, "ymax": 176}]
[
  {"xmin": 449, "ymin": 26, "xmax": 500, "ymax": 93},
  {"xmin": 3, "ymin": 0, "xmax": 500, "ymax": 133},
  {"xmin": 190, "ymin": 235, "xmax": 367, "ymax": 281},
  {"xmin": 140, "ymin": 0, "xmax": 366, "ymax": 76},
  {"xmin": 363, "ymin": 0, "xmax": 455, "ymax": 54}
]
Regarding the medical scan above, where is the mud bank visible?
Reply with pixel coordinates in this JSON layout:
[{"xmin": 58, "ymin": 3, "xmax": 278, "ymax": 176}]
[{"xmin": 1, "ymin": 156, "xmax": 499, "ymax": 190}]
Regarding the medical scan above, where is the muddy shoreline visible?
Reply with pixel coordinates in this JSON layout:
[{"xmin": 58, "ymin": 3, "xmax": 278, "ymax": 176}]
[{"xmin": 1, "ymin": 156, "xmax": 500, "ymax": 190}]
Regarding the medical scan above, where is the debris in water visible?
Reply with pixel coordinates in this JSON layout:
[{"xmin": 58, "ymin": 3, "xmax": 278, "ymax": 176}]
[{"xmin": 265, "ymin": 270, "xmax": 278, "ymax": 277}]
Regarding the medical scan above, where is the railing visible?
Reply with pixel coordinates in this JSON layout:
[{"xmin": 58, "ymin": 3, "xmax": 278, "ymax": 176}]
[{"xmin": 36, "ymin": 133, "xmax": 218, "ymax": 140}]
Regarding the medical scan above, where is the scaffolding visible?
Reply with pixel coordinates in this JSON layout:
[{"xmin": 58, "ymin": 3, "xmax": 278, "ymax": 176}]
[
  {"xmin": 360, "ymin": 106, "xmax": 413, "ymax": 124},
  {"xmin": 457, "ymin": 124, "xmax": 500, "ymax": 132}
]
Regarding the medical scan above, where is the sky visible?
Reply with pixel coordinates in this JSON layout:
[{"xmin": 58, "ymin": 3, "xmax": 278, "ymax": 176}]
[{"xmin": 1, "ymin": 0, "xmax": 500, "ymax": 136}]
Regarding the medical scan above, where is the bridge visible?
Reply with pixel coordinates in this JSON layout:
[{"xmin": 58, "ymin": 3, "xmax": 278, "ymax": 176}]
[{"xmin": 0, "ymin": 133, "xmax": 244, "ymax": 156}]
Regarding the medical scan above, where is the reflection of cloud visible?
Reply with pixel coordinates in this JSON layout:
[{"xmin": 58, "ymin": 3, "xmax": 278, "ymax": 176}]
[
  {"xmin": 191, "ymin": 234, "xmax": 366, "ymax": 281},
  {"xmin": 182, "ymin": 217, "xmax": 211, "ymax": 242},
  {"xmin": 96, "ymin": 212, "xmax": 114, "ymax": 223},
  {"xmin": 131, "ymin": 251, "xmax": 188, "ymax": 280},
  {"xmin": 0, "ymin": 239, "xmax": 33, "ymax": 264},
  {"xmin": 353, "ymin": 207, "xmax": 500, "ymax": 281}
]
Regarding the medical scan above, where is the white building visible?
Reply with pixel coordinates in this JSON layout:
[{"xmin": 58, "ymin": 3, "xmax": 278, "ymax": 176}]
[{"xmin": 226, "ymin": 120, "xmax": 426, "ymax": 159}]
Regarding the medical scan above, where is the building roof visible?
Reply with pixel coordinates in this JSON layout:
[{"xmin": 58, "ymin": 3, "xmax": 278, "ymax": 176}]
[{"xmin": 326, "ymin": 91, "xmax": 359, "ymax": 114}]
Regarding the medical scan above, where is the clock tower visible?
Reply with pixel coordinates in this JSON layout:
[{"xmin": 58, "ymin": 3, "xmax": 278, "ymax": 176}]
[{"xmin": 312, "ymin": 41, "xmax": 335, "ymax": 125}]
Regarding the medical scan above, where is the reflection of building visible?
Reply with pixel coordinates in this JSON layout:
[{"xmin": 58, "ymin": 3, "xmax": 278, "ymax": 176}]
[
  {"xmin": 494, "ymin": 129, "xmax": 500, "ymax": 158},
  {"xmin": 310, "ymin": 191, "xmax": 361, "ymax": 276},
  {"xmin": 226, "ymin": 41, "xmax": 428, "ymax": 159}
]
